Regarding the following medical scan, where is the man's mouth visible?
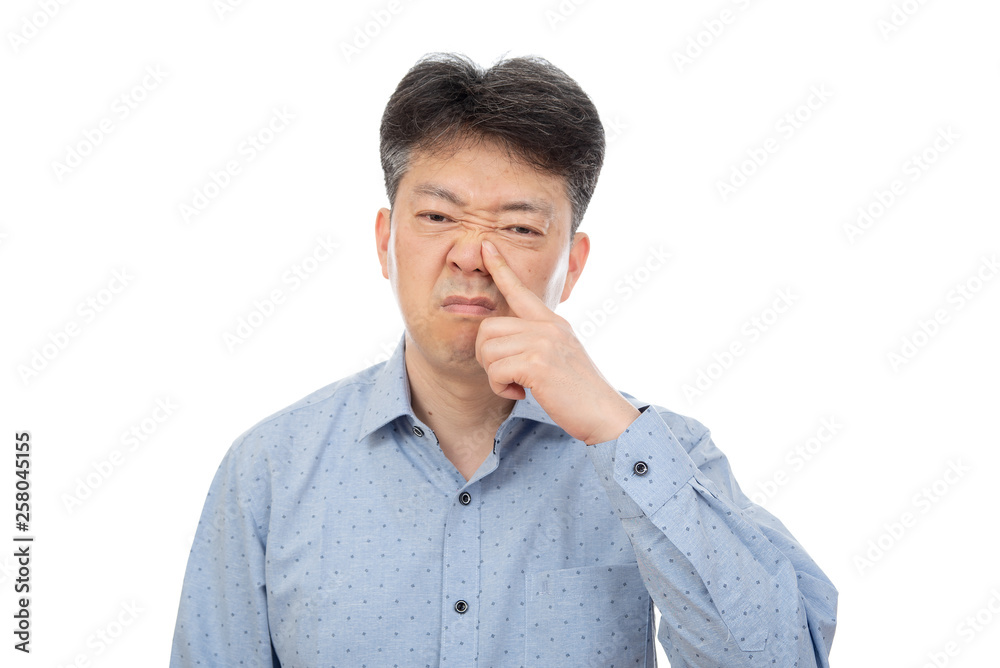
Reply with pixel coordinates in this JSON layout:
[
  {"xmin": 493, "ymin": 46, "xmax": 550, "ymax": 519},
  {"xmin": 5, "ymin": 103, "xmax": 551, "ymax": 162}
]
[{"xmin": 441, "ymin": 295, "xmax": 497, "ymax": 316}]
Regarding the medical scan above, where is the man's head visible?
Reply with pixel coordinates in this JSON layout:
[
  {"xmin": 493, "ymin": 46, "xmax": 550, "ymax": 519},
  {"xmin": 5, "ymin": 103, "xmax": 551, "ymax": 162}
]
[
  {"xmin": 379, "ymin": 53, "xmax": 605, "ymax": 238},
  {"xmin": 375, "ymin": 53, "xmax": 602, "ymax": 378}
]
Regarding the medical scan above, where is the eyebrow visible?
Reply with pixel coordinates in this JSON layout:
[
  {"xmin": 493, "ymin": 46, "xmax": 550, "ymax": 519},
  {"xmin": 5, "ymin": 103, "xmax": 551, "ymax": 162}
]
[{"xmin": 411, "ymin": 183, "xmax": 554, "ymax": 219}]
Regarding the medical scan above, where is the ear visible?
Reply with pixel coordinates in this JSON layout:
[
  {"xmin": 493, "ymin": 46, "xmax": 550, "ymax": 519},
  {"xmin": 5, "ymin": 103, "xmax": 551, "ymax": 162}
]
[
  {"xmin": 375, "ymin": 207, "xmax": 391, "ymax": 279},
  {"xmin": 559, "ymin": 232, "xmax": 590, "ymax": 303}
]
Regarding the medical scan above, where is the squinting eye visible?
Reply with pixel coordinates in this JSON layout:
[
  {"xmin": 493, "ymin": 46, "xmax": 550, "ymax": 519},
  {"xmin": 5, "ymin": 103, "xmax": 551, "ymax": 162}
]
[
  {"xmin": 424, "ymin": 213, "xmax": 449, "ymax": 223},
  {"xmin": 509, "ymin": 226, "xmax": 538, "ymax": 235}
]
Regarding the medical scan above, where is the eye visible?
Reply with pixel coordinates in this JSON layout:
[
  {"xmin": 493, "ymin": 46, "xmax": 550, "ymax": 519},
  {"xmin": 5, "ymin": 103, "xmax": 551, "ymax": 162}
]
[
  {"xmin": 508, "ymin": 226, "xmax": 539, "ymax": 236},
  {"xmin": 423, "ymin": 213, "xmax": 450, "ymax": 223}
]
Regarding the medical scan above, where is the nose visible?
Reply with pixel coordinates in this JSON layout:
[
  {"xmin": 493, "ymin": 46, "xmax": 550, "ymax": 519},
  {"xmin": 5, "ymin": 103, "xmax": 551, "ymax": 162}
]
[{"xmin": 446, "ymin": 227, "xmax": 490, "ymax": 276}]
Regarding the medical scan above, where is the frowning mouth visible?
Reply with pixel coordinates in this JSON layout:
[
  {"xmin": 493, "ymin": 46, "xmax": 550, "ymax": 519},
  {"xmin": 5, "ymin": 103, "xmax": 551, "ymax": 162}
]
[{"xmin": 441, "ymin": 295, "xmax": 497, "ymax": 316}]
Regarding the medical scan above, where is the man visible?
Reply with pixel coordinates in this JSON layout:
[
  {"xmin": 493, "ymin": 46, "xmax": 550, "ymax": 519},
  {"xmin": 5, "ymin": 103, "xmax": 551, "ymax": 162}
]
[{"xmin": 170, "ymin": 53, "xmax": 837, "ymax": 666}]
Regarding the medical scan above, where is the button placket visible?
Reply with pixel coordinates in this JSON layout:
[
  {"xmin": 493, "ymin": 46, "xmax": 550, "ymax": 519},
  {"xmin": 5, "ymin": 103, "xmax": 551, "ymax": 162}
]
[{"xmin": 440, "ymin": 479, "xmax": 480, "ymax": 664}]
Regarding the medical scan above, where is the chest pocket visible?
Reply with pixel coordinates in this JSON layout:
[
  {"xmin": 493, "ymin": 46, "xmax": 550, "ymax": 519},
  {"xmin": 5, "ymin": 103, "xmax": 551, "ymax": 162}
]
[{"xmin": 525, "ymin": 563, "xmax": 653, "ymax": 667}]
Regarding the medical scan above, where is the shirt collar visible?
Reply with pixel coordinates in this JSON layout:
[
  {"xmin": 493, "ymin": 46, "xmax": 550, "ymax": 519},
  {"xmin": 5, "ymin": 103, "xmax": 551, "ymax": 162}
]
[{"xmin": 358, "ymin": 333, "xmax": 559, "ymax": 442}]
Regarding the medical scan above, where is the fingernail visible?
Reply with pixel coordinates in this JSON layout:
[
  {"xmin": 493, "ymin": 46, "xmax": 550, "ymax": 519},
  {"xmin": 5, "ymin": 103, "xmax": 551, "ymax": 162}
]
[{"xmin": 482, "ymin": 240, "xmax": 497, "ymax": 255}]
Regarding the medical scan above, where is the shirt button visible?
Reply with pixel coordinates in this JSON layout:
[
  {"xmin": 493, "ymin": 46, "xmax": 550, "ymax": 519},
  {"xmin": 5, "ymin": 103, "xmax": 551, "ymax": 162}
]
[
  {"xmin": 454, "ymin": 599, "xmax": 468, "ymax": 614},
  {"xmin": 459, "ymin": 492, "xmax": 471, "ymax": 505},
  {"xmin": 633, "ymin": 461, "xmax": 649, "ymax": 476},
  {"xmin": 412, "ymin": 425, "xmax": 424, "ymax": 437}
]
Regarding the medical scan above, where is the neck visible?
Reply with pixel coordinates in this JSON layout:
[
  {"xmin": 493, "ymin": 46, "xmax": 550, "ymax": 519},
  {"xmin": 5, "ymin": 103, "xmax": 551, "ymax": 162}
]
[{"xmin": 403, "ymin": 333, "xmax": 516, "ymax": 444}]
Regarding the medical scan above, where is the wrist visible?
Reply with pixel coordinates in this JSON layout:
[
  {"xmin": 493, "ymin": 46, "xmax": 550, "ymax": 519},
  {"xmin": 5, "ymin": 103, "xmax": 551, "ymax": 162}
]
[{"xmin": 584, "ymin": 396, "xmax": 641, "ymax": 446}]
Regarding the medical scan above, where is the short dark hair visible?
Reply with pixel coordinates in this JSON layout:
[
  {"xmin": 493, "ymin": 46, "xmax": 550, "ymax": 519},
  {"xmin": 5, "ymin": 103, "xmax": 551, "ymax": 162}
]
[{"xmin": 379, "ymin": 53, "xmax": 605, "ymax": 237}]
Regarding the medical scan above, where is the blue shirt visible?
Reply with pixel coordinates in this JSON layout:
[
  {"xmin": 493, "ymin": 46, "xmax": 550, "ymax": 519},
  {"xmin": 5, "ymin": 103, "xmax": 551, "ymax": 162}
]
[{"xmin": 169, "ymin": 335, "xmax": 837, "ymax": 667}]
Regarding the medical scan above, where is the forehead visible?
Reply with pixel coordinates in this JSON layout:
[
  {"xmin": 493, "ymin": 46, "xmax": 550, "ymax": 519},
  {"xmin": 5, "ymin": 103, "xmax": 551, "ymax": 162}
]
[{"xmin": 398, "ymin": 140, "xmax": 572, "ymax": 223}]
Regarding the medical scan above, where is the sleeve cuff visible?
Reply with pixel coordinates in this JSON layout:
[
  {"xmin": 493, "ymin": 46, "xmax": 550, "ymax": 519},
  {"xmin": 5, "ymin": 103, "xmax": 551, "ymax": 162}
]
[{"xmin": 586, "ymin": 405, "xmax": 699, "ymax": 520}]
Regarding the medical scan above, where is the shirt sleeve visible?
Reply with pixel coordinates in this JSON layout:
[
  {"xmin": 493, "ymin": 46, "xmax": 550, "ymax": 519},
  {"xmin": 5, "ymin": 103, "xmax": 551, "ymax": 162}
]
[
  {"xmin": 169, "ymin": 434, "xmax": 278, "ymax": 667},
  {"xmin": 586, "ymin": 405, "xmax": 838, "ymax": 666}
]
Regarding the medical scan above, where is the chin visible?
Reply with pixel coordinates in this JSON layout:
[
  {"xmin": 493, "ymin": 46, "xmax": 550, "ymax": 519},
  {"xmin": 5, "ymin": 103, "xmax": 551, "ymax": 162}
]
[
  {"xmin": 440, "ymin": 329, "xmax": 480, "ymax": 361},
  {"xmin": 406, "ymin": 321, "xmax": 479, "ymax": 363}
]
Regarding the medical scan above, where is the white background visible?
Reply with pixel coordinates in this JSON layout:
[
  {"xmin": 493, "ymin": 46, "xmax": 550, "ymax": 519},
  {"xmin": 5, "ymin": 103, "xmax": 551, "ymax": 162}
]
[{"xmin": 2, "ymin": 0, "xmax": 998, "ymax": 665}]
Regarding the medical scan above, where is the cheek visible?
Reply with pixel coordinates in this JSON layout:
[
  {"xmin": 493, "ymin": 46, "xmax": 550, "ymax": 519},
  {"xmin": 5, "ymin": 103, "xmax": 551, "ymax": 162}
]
[
  {"xmin": 389, "ymin": 234, "xmax": 443, "ymax": 300},
  {"xmin": 539, "ymin": 254, "xmax": 571, "ymax": 308},
  {"xmin": 541, "ymin": 277, "xmax": 563, "ymax": 308}
]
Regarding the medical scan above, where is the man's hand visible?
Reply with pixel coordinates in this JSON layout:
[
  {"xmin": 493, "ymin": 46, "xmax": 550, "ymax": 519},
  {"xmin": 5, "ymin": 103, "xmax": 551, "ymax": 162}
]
[{"xmin": 475, "ymin": 239, "xmax": 640, "ymax": 445}]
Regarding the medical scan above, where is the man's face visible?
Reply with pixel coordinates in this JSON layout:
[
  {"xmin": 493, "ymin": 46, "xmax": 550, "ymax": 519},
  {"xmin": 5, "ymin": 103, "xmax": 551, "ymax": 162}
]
[{"xmin": 376, "ymin": 138, "xmax": 590, "ymax": 376}]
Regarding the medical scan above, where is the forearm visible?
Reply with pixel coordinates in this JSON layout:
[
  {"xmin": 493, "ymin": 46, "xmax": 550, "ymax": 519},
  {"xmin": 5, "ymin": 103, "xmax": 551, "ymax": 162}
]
[{"xmin": 587, "ymin": 406, "xmax": 837, "ymax": 665}]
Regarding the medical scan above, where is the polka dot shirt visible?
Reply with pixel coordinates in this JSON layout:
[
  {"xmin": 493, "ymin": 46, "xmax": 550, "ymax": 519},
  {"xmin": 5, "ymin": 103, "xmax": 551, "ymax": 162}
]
[{"xmin": 169, "ymin": 335, "xmax": 837, "ymax": 667}]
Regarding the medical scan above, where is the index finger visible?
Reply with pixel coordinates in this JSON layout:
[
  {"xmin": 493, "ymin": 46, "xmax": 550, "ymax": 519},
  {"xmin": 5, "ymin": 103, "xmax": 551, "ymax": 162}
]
[{"xmin": 481, "ymin": 239, "xmax": 552, "ymax": 320}]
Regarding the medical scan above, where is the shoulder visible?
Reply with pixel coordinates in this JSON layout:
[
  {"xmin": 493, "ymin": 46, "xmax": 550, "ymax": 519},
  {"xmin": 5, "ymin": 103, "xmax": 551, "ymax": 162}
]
[{"xmin": 226, "ymin": 361, "xmax": 385, "ymax": 468}]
